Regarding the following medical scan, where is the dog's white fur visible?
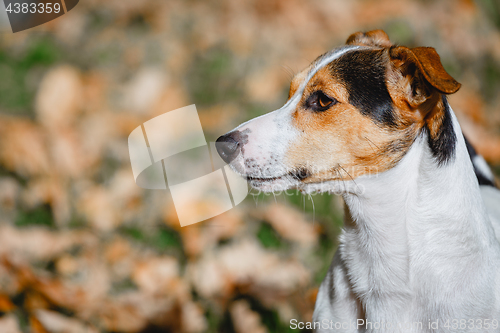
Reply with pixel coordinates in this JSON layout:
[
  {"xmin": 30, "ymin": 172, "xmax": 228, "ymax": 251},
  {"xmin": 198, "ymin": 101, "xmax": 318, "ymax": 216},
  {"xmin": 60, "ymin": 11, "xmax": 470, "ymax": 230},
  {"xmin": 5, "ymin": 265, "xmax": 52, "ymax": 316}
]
[{"xmin": 223, "ymin": 46, "xmax": 500, "ymax": 332}]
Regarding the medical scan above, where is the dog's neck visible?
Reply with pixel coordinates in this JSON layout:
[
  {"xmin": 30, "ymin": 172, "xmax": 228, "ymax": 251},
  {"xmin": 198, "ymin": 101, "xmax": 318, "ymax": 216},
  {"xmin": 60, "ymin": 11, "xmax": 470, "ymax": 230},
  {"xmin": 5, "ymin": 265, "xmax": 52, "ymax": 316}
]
[{"xmin": 338, "ymin": 107, "xmax": 497, "ymax": 319}]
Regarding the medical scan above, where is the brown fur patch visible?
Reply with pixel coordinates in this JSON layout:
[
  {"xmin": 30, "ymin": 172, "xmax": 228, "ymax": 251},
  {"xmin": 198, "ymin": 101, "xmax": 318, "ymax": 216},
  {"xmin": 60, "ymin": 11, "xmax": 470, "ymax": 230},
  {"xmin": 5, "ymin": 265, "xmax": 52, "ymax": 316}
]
[
  {"xmin": 425, "ymin": 97, "xmax": 446, "ymax": 139},
  {"xmin": 390, "ymin": 46, "xmax": 461, "ymax": 94},
  {"xmin": 346, "ymin": 30, "xmax": 392, "ymax": 48}
]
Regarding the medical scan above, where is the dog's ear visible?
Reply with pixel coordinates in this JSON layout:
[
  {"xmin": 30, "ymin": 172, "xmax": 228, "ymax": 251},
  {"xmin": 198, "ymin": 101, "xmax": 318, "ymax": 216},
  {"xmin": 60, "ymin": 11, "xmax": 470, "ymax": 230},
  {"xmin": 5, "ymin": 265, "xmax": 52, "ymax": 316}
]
[
  {"xmin": 388, "ymin": 46, "xmax": 461, "ymax": 107},
  {"xmin": 346, "ymin": 30, "xmax": 392, "ymax": 48}
]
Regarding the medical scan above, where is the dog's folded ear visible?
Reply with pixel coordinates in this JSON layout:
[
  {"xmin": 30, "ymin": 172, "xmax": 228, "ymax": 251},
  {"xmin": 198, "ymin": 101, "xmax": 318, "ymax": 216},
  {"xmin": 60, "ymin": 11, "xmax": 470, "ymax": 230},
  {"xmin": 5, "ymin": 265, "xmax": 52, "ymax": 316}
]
[
  {"xmin": 389, "ymin": 46, "xmax": 461, "ymax": 95},
  {"xmin": 388, "ymin": 46, "xmax": 461, "ymax": 109},
  {"xmin": 346, "ymin": 30, "xmax": 392, "ymax": 48}
]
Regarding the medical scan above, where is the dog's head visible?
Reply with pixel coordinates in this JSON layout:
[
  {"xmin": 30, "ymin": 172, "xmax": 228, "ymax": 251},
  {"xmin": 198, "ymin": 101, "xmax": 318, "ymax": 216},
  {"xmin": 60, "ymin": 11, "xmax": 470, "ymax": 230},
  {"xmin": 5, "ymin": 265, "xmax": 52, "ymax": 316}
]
[{"xmin": 216, "ymin": 30, "xmax": 461, "ymax": 193}]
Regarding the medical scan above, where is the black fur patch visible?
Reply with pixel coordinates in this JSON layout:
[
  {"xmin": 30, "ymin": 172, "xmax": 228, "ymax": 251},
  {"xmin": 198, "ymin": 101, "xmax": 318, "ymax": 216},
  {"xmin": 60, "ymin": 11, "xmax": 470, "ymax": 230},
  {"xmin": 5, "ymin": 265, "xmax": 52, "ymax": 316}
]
[
  {"xmin": 329, "ymin": 50, "xmax": 396, "ymax": 127},
  {"xmin": 464, "ymin": 135, "xmax": 496, "ymax": 187},
  {"xmin": 424, "ymin": 96, "xmax": 456, "ymax": 166}
]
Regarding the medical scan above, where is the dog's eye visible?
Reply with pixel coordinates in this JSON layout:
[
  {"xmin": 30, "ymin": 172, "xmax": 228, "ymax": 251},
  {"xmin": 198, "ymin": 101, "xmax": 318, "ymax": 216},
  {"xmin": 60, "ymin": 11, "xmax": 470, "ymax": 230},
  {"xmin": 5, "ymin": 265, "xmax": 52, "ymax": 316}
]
[
  {"xmin": 319, "ymin": 95, "xmax": 332, "ymax": 108},
  {"xmin": 306, "ymin": 91, "xmax": 337, "ymax": 112}
]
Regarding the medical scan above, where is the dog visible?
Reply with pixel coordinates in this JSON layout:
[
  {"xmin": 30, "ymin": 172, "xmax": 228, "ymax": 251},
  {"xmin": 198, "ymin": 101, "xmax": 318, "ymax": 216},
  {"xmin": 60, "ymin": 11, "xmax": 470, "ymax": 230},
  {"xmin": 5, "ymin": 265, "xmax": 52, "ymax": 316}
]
[{"xmin": 216, "ymin": 30, "xmax": 500, "ymax": 332}]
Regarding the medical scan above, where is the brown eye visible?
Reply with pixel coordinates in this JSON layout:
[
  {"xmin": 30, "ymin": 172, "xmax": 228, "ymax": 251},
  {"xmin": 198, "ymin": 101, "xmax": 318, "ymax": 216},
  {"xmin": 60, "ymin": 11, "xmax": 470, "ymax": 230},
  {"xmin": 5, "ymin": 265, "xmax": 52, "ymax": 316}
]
[
  {"xmin": 319, "ymin": 95, "xmax": 332, "ymax": 108},
  {"xmin": 305, "ymin": 91, "xmax": 337, "ymax": 112}
]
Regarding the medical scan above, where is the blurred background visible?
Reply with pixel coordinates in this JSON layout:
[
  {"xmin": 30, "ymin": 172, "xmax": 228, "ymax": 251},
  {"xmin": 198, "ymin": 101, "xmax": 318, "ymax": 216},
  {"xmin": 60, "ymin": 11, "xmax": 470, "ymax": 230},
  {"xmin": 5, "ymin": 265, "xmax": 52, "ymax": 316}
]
[{"xmin": 0, "ymin": 0, "xmax": 500, "ymax": 332}]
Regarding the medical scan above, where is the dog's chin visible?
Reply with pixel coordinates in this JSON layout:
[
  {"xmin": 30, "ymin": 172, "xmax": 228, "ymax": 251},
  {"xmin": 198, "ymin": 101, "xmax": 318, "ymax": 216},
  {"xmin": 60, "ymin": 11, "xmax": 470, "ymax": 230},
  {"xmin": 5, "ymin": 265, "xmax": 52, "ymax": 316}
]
[{"xmin": 226, "ymin": 160, "xmax": 298, "ymax": 192}]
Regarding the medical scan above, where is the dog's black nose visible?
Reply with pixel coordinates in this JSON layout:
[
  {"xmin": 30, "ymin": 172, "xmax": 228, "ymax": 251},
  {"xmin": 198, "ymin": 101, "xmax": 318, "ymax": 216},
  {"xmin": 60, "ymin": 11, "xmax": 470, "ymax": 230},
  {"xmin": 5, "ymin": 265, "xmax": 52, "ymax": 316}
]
[{"xmin": 216, "ymin": 133, "xmax": 240, "ymax": 163}]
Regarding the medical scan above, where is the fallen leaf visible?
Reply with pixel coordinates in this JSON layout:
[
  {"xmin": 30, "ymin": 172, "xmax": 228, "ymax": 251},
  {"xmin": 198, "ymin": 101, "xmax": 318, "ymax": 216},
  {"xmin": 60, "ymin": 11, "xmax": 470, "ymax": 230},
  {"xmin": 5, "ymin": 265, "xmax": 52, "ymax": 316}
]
[
  {"xmin": 35, "ymin": 309, "xmax": 98, "ymax": 333},
  {"xmin": 230, "ymin": 299, "xmax": 268, "ymax": 333},
  {"xmin": 264, "ymin": 204, "xmax": 318, "ymax": 247},
  {"xmin": 0, "ymin": 314, "xmax": 21, "ymax": 333},
  {"xmin": 35, "ymin": 66, "xmax": 83, "ymax": 130}
]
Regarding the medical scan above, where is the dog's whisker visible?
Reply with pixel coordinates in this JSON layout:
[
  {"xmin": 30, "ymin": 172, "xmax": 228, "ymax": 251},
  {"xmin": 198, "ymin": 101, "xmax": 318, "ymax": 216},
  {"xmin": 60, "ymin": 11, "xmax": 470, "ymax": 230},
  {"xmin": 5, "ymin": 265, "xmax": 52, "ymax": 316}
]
[
  {"xmin": 308, "ymin": 193, "xmax": 316, "ymax": 227},
  {"xmin": 339, "ymin": 164, "xmax": 361, "ymax": 192},
  {"xmin": 302, "ymin": 193, "xmax": 305, "ymax": 213},
  {"xmin": 364, "ymin": 136, "xmax": 380, "ymax": 153},
  {"xmin": 281, "ymin": 65, "xmax": 296, "ymax": 81},
  {"xmin": 335, "ymin": 167, "xmax": 347, "ymax": 193}
]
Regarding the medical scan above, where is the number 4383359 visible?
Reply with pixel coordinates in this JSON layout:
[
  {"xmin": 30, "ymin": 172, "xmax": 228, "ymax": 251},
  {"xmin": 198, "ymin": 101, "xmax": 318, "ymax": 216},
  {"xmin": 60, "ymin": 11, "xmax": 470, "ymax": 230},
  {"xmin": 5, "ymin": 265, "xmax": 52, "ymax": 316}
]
[{"xmin": 5, "ymin": 2, "xmax": 62, "ymax": 14}]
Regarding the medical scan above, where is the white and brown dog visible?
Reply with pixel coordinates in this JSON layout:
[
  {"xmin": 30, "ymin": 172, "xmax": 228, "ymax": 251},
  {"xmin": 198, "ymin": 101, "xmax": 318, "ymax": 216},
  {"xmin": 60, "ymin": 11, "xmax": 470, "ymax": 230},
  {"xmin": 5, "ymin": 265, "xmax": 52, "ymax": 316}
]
[{"xmin": 216, "ymin": 30, "xmax": 500, "ymax": 332}]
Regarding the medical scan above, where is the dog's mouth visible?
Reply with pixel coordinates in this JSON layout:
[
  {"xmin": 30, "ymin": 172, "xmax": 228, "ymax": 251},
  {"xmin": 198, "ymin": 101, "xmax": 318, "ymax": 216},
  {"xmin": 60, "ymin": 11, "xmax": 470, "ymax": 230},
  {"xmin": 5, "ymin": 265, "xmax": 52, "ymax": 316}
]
[
  {"xmin": 246, "ymin": 168, "xmax": 309, "ymax": 180},
  {"xmin": 243, "ymin": 168, "xmax": 311, "ymax": 188},
  {"xmin": 226, "ymin": 157, "xmax": 312, "ymax": 191},
  {"xmin": 242, "ymin": 174, "xmax": 292, "ymax": 192},
  {"xmin": 245, "ymin": 175, "xmax": 284, "ymax": 183}
]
